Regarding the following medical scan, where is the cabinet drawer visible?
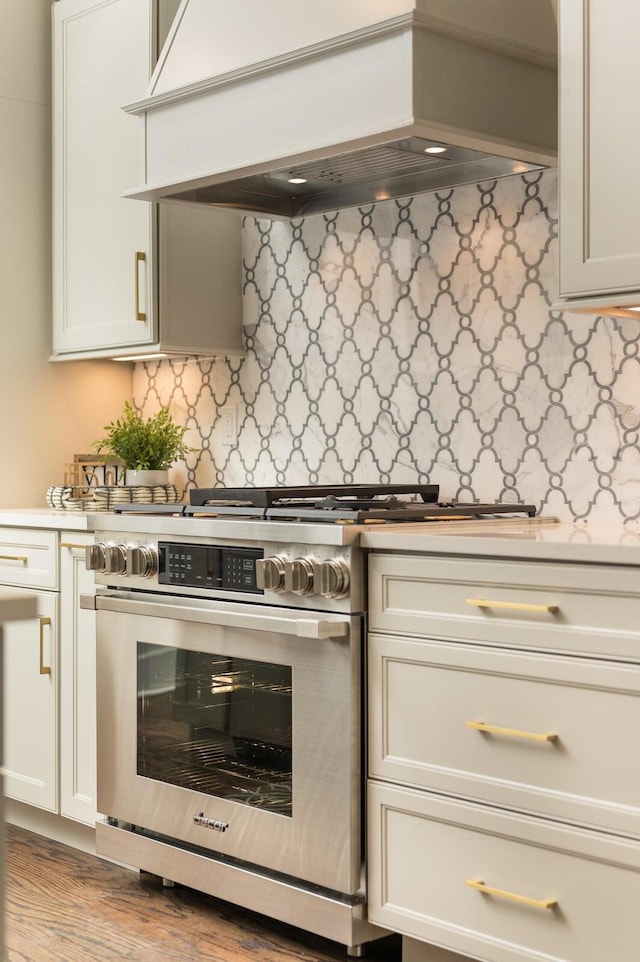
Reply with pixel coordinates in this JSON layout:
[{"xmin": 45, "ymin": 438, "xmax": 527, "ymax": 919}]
[
  {"xmin": 369, "ymin": 553, "xmax": 640, "ymax": 660},
  {"xmin": 368, "ymin": 783, "xmax": 640, "ymax": 962},
  {"xmin": 0, "ymin": 529, "xmax": 58, "ymax": 590},
  {"xmin": 369, "ymin": 633, "xmax": 640, "ymax": 837}
]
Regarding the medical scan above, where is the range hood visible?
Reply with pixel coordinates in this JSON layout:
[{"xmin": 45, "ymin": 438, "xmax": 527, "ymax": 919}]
[{"xmin": 125, "ymin": 0, "xmax": 558, "ymax": 219}]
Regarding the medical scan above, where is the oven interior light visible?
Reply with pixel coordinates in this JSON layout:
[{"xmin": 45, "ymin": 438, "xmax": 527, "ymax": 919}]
[
  {"xmin": 288, "ymin": 176, "xmax": 307, "ymax": 184},
  {"xmin": 424, "ymin": 145, "xmax": 447, "ymax": 154}
]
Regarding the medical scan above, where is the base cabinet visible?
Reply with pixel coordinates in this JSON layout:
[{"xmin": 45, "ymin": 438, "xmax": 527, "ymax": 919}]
[
  {"xmin": 367, "ymin": 549, "xmax": 640, "ymax": 962},
  {"xmin": 1, "ymin": 589, "xmax": 58, "ymax": 811},
  {"xmin": 0, "ymin": 529, "xmax": 97, "ymax": 828}
]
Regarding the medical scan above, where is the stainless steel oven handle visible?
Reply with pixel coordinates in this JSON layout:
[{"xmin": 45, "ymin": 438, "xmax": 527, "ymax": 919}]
[{"xmin": 80, "ymin": 593, "xmax": 349, "ymax": 639}]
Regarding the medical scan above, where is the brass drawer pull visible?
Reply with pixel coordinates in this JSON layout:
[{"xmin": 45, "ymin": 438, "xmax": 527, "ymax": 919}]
[
  {"xmin": 0, "ymin": 554, "xmax": 27, "ymax": 563},
  {"xmin": 135, "ymin": 251, "xmax": 146, "ymax": 321},
  {"xmin": 465, "ymin": 878, "xmax": 557, "ymax": 911},
  {"xmin": 466, "ymin": 720, "xmax": 558, "ymax": 743},
  {"xmin": 467, "ymin": 598, "xmax": 558, "ymax": 614},
  {"xmin": 39, "ymin": 617, "xmax": 52, "ymax": 676},
  {"xmin": 59, "ymin": 542, "xmax": 86, "ymax": 550}
]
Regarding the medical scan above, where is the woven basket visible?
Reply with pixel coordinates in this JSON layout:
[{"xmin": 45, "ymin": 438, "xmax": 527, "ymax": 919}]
[{"xmin": 46, "ymin": 484, "xmax": 180, "ymax": 512}]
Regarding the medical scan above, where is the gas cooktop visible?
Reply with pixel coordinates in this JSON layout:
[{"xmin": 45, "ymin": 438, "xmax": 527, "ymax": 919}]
[{"xmin": 113, "ymin": 483, "xmax": 536, "ymax": 524}]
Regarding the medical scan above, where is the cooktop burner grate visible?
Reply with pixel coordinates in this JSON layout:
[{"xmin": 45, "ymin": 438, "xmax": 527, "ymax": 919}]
[
  {"xmin": 112, "ymin": 482, "xmax": 537, "ymax": 522},
  {"xmin": 189, "ymin": 483, "xmax": 440, "ymax": 508}
]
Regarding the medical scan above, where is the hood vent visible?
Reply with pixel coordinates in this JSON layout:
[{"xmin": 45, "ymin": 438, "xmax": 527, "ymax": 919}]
[
  {"xmin": 172, "ymin": 138, "xmax": 538, "ymax": 219},
  {"xmin": 125, "ymin": 1, "xmax": 557, "ymax": 219}
]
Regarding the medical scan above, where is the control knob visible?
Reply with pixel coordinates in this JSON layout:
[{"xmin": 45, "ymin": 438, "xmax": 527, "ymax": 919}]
[
  {"xmin": 127, "ymin": 544, "xmax": 158, "ymax": 579},
  {"xmin": 313, "ymin": 559, "xmax": 350, "ymax": 599},
  {"xmin": 255, "ymin": 555, "xmax": 289, "ymax": 592},
  {"xmin": 85, "ymin": 542, "xmax": 108, "ymax": 573},
  {"xmin": 104, "ymin": 543, "xmax": 127, "ymax": 575},
  {"xmin": 284, "ymin": 557, "xmax": 315, "ymax": 595}
]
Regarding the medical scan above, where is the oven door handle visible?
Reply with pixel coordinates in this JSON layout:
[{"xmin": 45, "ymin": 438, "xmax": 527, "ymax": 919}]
[{"xmin": 80, "ymin": 593, "xmax": 349, "ymax": 639}]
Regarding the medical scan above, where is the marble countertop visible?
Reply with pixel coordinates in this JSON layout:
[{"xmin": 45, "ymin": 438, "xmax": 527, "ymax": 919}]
[
  {"xmin": 3, "ymin": 509, "xmax": 640, "ymax": 567},
  {"xmin": 0, "ymin": 509, "xmax": 101, "ymax": 530},
  {"xmin": 361, "ymin": 517, "xmax": 640, "ymax": 567}
]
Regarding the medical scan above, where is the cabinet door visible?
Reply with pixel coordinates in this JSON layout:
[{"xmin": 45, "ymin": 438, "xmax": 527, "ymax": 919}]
[
  {"xmin": 59, "ymin": 536, "xmax": 97, "ymax": 825},
  {"xmin": 1, "ymin": 589, "xmax": 58, "ymax": 811},
  {"xmin": 53, "ymin": 0, "xmax": 155, "ymax": 354},
  {"xmin": 559, "ymin": 0, "xmax": 640, "ymax": 298}
]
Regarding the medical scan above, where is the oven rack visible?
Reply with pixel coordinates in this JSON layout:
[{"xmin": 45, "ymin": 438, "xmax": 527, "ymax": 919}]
[{"xmin": 139, "ymin": 737, "xmax": 292, "ymax": 813}]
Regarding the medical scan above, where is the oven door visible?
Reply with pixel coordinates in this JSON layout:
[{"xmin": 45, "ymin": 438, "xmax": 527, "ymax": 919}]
[{"xmin": 94, "ymin": 591, "xmax": 362, "ymax": 896}]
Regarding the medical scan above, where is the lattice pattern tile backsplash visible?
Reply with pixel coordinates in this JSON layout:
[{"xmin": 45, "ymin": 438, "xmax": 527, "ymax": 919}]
[{"xmin": 133, "ymin": 169, "xmax": 640, "ymax": 524}]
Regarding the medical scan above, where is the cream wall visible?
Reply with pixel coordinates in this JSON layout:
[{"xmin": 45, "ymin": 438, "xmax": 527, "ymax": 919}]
[{"xmin": 0, "ymin": 0, "xmax": 131, "ymax": 507}]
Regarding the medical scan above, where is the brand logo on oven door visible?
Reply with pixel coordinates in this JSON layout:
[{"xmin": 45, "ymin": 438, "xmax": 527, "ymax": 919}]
[{"xmin": 193, "ymin": 811, "xmax": 229, "ymax": 833}]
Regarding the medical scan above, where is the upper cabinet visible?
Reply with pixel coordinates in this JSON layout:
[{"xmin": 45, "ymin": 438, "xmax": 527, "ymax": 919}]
[
  {"xmin": 52, "ymin": 0, "xmax": 244, "ymax": 360},
  {"xmin": 557, "ymin": 0, "xmax": 640, "ymax": 317}
]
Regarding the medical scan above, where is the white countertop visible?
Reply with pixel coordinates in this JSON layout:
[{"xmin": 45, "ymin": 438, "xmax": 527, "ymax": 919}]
[
  {"xmin": 361, "ymin": 517, "xmax": 640, "ymax": 567},
  {"xmin": 0, "ymin": 509, "xmax": 102, "ymax": 530},
  {"xmin": 3, "ymin": 510, "xmax": 640, "ymax": 567}
]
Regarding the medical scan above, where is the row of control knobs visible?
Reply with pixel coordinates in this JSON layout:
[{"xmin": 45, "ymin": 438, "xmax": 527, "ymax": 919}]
[
  {"xmin": 86, "ymin": 543, "xmax": 158, "ymax": 578},
  {"xmin": 255, "ymin": 556, "xmax": 350, "ymax": 599},
  {"xmin": 86, "ymin": 544, "xmax": 350, "ymax": 599}
]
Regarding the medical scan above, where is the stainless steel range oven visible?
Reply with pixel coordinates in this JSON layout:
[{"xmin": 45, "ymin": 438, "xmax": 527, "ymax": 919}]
[{"xmin": 84, "ymin": 485, "xmax": 535, "ymax": 956}]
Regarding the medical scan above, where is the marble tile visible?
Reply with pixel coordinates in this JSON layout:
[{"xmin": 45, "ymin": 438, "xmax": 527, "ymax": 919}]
[{"xmin": 134, "ymin": 169, "xmax": 640, "ymax": 524}]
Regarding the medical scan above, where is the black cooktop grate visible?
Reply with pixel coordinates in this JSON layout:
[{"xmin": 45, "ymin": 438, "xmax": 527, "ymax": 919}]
[
  {"xmin": 112, "ymin": 483, "xmax": 537, "ymax": 521},
  {"xmin": 189, "ymin": 483, "xmax": 440, "ymax": 508}
]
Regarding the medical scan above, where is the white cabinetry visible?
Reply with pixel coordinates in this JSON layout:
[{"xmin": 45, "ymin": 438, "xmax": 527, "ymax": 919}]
[
  {"xmin": 1, "ymin": 588, "xmax": 57, "ymax": 810},
  {"xmin": 557, "ymin": 0, "xmax": 640, "ymax": 316},
  {"xmin": 59, "ymin": 534, "xmax": 96, "ymax": 824},
  {"xmin": 367, "ymin": 549, "xmax": 640, "ymax": 962},
  {"xmin": 52, "ymin": 0, "xmax": 243, "ymax": 360},
  {"xmin": 0, "ymin": 529, "xmax": 59, "ymax": 810},
  {"xmin": 0, "ymin": 528, "xmax": 97, "ymax": 827}
]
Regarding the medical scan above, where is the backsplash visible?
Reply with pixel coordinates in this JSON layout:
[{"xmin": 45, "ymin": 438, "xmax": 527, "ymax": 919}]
[{"xmin": 133, "ymin": 169, "xmax": 640, "ymax": 524}]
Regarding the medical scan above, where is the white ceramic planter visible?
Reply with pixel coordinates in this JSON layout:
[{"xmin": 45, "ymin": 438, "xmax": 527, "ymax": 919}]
[{"xmin": 125, "ymin": 469, "xmax": 169, "ymax": 486}]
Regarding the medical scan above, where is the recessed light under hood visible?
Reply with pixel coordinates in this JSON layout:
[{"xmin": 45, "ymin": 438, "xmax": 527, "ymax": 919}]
[
  {"xmin": 124, "ymin": 0, "xmax": 558, "ymax": 220},
  {"xmin": 169, "ymin": 137, "xmax": 542, "ymax": 219}
]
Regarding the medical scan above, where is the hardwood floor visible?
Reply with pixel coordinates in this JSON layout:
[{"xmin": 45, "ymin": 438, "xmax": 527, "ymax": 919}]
[{"xmin": 4, "ymin": 825, "xmax": 401, "ymax": 962}]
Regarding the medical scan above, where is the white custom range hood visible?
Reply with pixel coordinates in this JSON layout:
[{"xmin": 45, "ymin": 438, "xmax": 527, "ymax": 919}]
[{"xmin": 125, "ymin": 0, "xmax": 558, "ymax": 219}]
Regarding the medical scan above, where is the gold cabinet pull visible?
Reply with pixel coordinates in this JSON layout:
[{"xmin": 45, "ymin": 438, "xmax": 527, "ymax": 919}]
[
  {"xmin": 134, "ymin": 251, "xmax": 146, "ymax": 321},
  {"xmin": 465, "ymin": 878, "xmax": 557, "ymax": 911},
  {"xmin": 39, "ymin": 616, "xmax": 52, "ymax": 676},
  {"xmin": 466, "ymin": 720, "xmax": 558, "ymax": 743},
  {"xmin": 466, "ymin": 598, "xmax": 558, "ymax": 614},
  {"xmin": 0, "ymin": 554, "xmax": 27, "ymax": 563},
  {"xmin": 59, "ymin": 542, "xmax": 86, "ymax": 550}
]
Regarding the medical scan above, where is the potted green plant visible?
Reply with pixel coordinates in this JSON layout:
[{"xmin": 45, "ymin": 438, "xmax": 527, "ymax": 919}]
[{"xmin": 92, "ymin": 402, "xmax": 196, "ymax": 485}]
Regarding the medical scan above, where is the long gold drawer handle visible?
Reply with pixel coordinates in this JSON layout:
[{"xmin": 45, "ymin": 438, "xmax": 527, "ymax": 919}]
[
  {"xmin": 465, "ymin": 878, "xmax": 557, "ymax": 911},
  {"xmin": 467, "ymin": 598, "xmax": 558, "ymax": 614},
  {"xmin": 466, "ymin": 720, "xmax": 558, "ymax": 743},
  {"xmin": 135, "ymin": 251, "xmax": 146, "ymax": 321},
  {"xmin": 0, "ymin": 554, "xmax": 27, "ymax": 563},
  {"xmin": 59, "ymin": 542, "xmax": 86, "ymax": 550},
  {"xmin": 39, "ymin": 617, "xmax": 51, "ymax": 676}
]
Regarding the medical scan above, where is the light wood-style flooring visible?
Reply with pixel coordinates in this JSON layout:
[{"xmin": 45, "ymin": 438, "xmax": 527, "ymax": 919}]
[{"xmin": 4, "ymin": 825, "xmax": 401, "ymax": 961}]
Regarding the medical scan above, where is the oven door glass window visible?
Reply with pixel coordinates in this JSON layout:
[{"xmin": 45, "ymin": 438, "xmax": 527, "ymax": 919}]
[{"xmin": 137, "ymin": 643, "xmax": 292, "ymax": 816}]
